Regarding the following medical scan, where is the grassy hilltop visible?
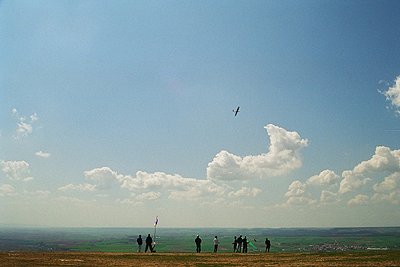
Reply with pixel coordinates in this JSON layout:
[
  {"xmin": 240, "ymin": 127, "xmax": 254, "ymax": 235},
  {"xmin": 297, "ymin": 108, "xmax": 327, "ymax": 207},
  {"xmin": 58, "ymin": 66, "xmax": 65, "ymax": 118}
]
[{"xmin": 2, "ymin": 251, "xmax": 400, "ymax": 267}]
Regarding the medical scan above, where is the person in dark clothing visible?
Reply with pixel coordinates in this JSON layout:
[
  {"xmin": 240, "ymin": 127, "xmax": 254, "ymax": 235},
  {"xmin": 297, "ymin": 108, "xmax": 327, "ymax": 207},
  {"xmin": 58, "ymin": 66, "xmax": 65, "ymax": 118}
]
[
  {"xmin": 195, "ymin": 235, "xmax": 202, "ymax": 253},
  {"xmin": 265, "ymin": 238, "xmax": 271, "ymax": 252},
  {"xmin": 136, "ymin": 235, "xmax": 143, "ymax": 252},
  {"xmin": 242, "ymin": 236, "xmax": 248, "ymax": 253},
  {"xmin": 232, "ymin": 236, "xmax": 237, "ymax": 252},
  {"xmin": 236, "ymin": 235, "xmax": 243, "ymax": 252},
  {"xmin": 145, "ymin": 234, "xmax": 153, "ymax": 252}
]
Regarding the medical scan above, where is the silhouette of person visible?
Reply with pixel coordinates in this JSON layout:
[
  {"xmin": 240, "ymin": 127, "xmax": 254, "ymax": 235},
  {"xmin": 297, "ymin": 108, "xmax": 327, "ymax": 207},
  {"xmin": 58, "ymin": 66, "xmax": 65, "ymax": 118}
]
[
  {"xmin": 265, "ymin": 238, "xmax": 271, "ymax": 252},
  {"xmin": 136, "ymin": 234, "xmax": 143, "ymax": 252},
  {"xmin": 232, "ymin": 236, "xmax": 237, "ymax": 252},
  {"xmin": 213, "ymin": 236, "xmax": 219, "ymax": 253},
  {"xmin": 242, "ymin": 236, "xmax": 248, "ymax": 253},
  {"xmin": 237, "ymin": 235, "xmax": 243, "ymax": 252},
  {"xmin": 145, "ymin": 234, "xmax": 153, "ymax": 252},
  {"xmin": 195, "ymin": 235, "xmax": 202, "ymax": 253}
]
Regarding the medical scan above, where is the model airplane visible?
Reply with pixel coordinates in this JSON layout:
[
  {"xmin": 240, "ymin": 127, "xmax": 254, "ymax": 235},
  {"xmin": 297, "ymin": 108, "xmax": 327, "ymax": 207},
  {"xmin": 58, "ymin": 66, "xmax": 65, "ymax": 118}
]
[{"xmin": 233, "ymin": 106, "xmax": 240, "ymax": 116}]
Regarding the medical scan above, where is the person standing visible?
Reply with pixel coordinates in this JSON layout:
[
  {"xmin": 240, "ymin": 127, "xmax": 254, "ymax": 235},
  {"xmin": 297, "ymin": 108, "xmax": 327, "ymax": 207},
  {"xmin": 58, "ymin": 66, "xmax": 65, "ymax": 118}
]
[
  {"xmin": 236, "ymin": 235, "xmax": 243, "ymax": 253},
  {"xmin": 136, "ymin": 235, "xmax": 143, "ymax": 252},
  {"xmin": 232, "ymin": 236, "xmax": 237, "ymax": 252},
  {"xmin": 145, "ymin": 234, "xmax": 153, "ymax": 252},
  {"xmin": 265, "ymin": 238, "xmax": 271, "ymax": 253},
  {"xmin": 195, "ymin": 235, "xmax": 202, "ymax": 253},
  {"xmin": 242, "ymin": 236, "xmax": 248, "ymax": 253},
  {"xmin": 213, "ymin": 236, "xmax": 219, "ymax": 253}
]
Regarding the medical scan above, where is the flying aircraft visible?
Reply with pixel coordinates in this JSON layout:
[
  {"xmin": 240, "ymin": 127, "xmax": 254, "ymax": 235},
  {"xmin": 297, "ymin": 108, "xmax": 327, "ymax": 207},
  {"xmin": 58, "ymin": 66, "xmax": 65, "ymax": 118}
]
[{"xmin": 233, "ymin": 106, "xmax": 240, "ymax": 116}]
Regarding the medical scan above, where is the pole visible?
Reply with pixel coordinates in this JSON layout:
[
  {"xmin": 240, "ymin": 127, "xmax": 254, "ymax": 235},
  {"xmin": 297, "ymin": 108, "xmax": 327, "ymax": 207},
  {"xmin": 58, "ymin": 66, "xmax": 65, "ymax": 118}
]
[{"xmin": 153, "ymin": 216, "xmax": 158, "ymax": 251}]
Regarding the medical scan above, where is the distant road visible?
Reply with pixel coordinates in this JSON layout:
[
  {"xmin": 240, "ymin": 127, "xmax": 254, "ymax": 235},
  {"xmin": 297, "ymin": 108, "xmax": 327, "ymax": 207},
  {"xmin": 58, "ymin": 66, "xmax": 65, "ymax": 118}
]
[{"xmin": 1, "ymin": 251, "xmax": 400, "ymax": 266}]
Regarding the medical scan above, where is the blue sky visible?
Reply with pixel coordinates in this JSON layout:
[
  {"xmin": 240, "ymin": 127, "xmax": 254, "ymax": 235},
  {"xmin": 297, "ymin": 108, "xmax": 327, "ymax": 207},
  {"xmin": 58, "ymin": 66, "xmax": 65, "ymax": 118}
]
[{"xmin": 1, "ymin": 0, "xmax": 400, "ymax": 227}]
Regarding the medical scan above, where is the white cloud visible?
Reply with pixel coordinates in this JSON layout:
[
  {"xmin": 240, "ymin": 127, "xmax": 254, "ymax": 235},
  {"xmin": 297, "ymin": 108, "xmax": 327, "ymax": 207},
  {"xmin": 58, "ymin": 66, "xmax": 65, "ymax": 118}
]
[
  {"xmin": 207, "ymin": 124, "xmax": 308, "ymax": 181},
  {"xmin": 0, "ymin": 160, "xmax": 33, "ymax": 181},
  {"xmin": 284, "ymin": 180, "xmax": 316, "ymax": 206},
  {"xmin": 284, "ymin": 170, "xmax": 341, "ymax": 206},
  {"xmin": 35, "ymin": 151, "xmax": 51, "ymax": 158},
  {"xmin": 381, "ymin": 75, "xmax": 400, "ymax": 115},
  {"xmin": 353, "ymin": 146, "xmax": 400, "ymax": 174},
  {"xmin": 306, "ymin": 170, "xmax": 340, "ymax": 187},
  {"xmin": 62, "ymin": 167, "xmax": 227, "ymax": 202},
  {"xmin": 348, "ymin": 194, "xmax": 369, "ymax": 206},
  {"xmin": 122, "ymin": 171, "xmax": 226, "ymax": 200},
  {"xmin": 0, "ymin": 184, "xmax": 17, "ymax": 197},
  {"xmin": 339, "ymin": 172, "xmax": 370, "ymax": 194},
  {"xmin": 371, "ymin": 172, "xmax": 400, "ymax": 204},
  {"xmin": 285, "ymin": 180, "xmax": 306, "ymax": 198},
  {"xmin": 84, "ymin": 167, "xmax": 123, "ymax": 190},
  {"xmin": 35, "ymin": 150, "xmax": 51, "ymax": 158},
  {"xmin": 373, "ymin": 172, "xmax": 400, "ymax": 193},
  {"xmin": 339, "ymin": 146, "xmax": 400, "ymax": 194},
  {"xmin": 284, "ymin": 147, "xmax": 400, "ymax": 206},
  {"xmin": 12, "ymin": 108, "xmax": 39, "ymax": 139}
]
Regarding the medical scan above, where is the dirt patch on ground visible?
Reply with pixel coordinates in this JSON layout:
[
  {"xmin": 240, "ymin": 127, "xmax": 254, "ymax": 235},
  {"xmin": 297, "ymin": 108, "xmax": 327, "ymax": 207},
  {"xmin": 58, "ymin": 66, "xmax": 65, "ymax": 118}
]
[{"xmin": 1, "ymin": 251, "xmax": 399, "ymax": 266}]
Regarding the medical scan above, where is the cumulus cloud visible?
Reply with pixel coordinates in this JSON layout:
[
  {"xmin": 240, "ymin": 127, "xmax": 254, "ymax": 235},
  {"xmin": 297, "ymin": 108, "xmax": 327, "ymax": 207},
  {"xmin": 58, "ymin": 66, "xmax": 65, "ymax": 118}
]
[
  {"xmin": 207, "ymin": 124, "xmax": 308, "ymax": 181},
  {"xmin": 381, "ymin": 75, "xmax": 400, "ymax": 115},
  {"xmin": 306, "ymin": 170, "xmax": 340, "ymax": 187},
  {"xmin": 284, "ymin": 180, "xmax": 316, "ymax": 206},
  {"xmin": 61, "ymin": 167, "xmax": 227, "ymax": 202},
  {"xmin": 0, "ymin": 160, "xmax": 33, "ymax": 181},
  {"xmin": 285, "ymin": 180, "xmax": 306, "ymax": 198},
  {"xmin": 371, "ymin": 172, "xmax": 400, "ymax": 204},
  {"xmin": 339, "ymin": 146, "xmax": 400, "ymax": 194},
  {"xmin": 284, "ymin": 170, "xmax": 341, "ymax": 206},
  {"xmin": 84, "ymin": 167, "xmax": 123, "ymax": 190},
  {"xmin": 12, "ymin": 108, "xmax": 39, "ymax": 139},
  {"xmin": 35, "ymin": 151, "xmax": 51, "ymax": 158},
  {"xmin": 284, "ymin": 146, "xmax": 400, "ymax": 207}
]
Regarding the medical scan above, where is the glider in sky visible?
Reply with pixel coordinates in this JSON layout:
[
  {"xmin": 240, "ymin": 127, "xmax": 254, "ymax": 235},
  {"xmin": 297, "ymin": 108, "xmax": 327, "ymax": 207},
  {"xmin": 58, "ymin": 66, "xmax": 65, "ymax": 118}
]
[{"xmin": 233, "ymin": 106, "xmax": 240, "ymax": 116}]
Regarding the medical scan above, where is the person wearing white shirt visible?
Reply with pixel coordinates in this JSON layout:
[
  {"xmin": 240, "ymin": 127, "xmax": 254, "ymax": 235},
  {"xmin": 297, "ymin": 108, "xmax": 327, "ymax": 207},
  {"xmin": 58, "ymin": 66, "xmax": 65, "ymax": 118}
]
[{"xmin": 213, "ymin": 236, "xmax": 219, "ymax": 253}]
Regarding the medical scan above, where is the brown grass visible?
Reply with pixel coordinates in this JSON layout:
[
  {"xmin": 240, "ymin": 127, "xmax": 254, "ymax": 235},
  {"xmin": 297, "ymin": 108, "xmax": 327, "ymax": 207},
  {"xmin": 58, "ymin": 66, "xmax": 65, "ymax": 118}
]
[{"xmin": 1, "ymin": 251, "xmax": 400, "ymax": 266}]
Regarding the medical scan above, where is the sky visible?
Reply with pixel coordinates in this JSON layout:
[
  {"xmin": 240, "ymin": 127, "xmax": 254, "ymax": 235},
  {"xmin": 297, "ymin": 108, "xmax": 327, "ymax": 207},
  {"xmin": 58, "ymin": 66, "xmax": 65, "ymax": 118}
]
[{"xmin": 1, "ymin": 0, "xmax": 400, "ymax": 228}]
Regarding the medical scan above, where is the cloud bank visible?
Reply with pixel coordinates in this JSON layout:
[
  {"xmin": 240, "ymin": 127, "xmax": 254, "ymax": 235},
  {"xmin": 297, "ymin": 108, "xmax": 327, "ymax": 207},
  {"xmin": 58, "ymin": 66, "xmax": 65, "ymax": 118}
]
[
  {"xmin": 284, "ymin": 146, "xmax": 400, "ymax": 206},
  {"xmin": 58, "ymin": 124, "xmax": 308, "ymax": 204}
]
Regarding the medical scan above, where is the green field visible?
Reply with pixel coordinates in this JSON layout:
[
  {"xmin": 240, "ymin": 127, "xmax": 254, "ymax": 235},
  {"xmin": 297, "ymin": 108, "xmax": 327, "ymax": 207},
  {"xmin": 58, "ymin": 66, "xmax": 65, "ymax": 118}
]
[{"xmin": 1, "ymin": 227, "xmax": 399, "ymax": 253}]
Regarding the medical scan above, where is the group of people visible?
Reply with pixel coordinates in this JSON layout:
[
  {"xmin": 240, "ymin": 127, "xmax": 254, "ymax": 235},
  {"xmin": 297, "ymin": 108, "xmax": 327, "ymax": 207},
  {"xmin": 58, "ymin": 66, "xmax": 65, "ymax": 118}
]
[
  {"xmin": 136, "ymin": 234, "xmax": 155, "ymax": 253},
  {"xmin": 136, "ymin": 233, "xmax": 271, "ymax": 253},
  {"xmin": 195, "ymin": 235, "xmax": 220, "ymax": 253},
  {"xmin": 232, "ymin": 235, "xmax": 271, "ymax": 253},
  {"xmin": 232, "ymin": 235, "xmax": 249, "ymax": 253},
  {"xmin": 194, "ymin": 235, "xmax": 271, "ymax": 253}
]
